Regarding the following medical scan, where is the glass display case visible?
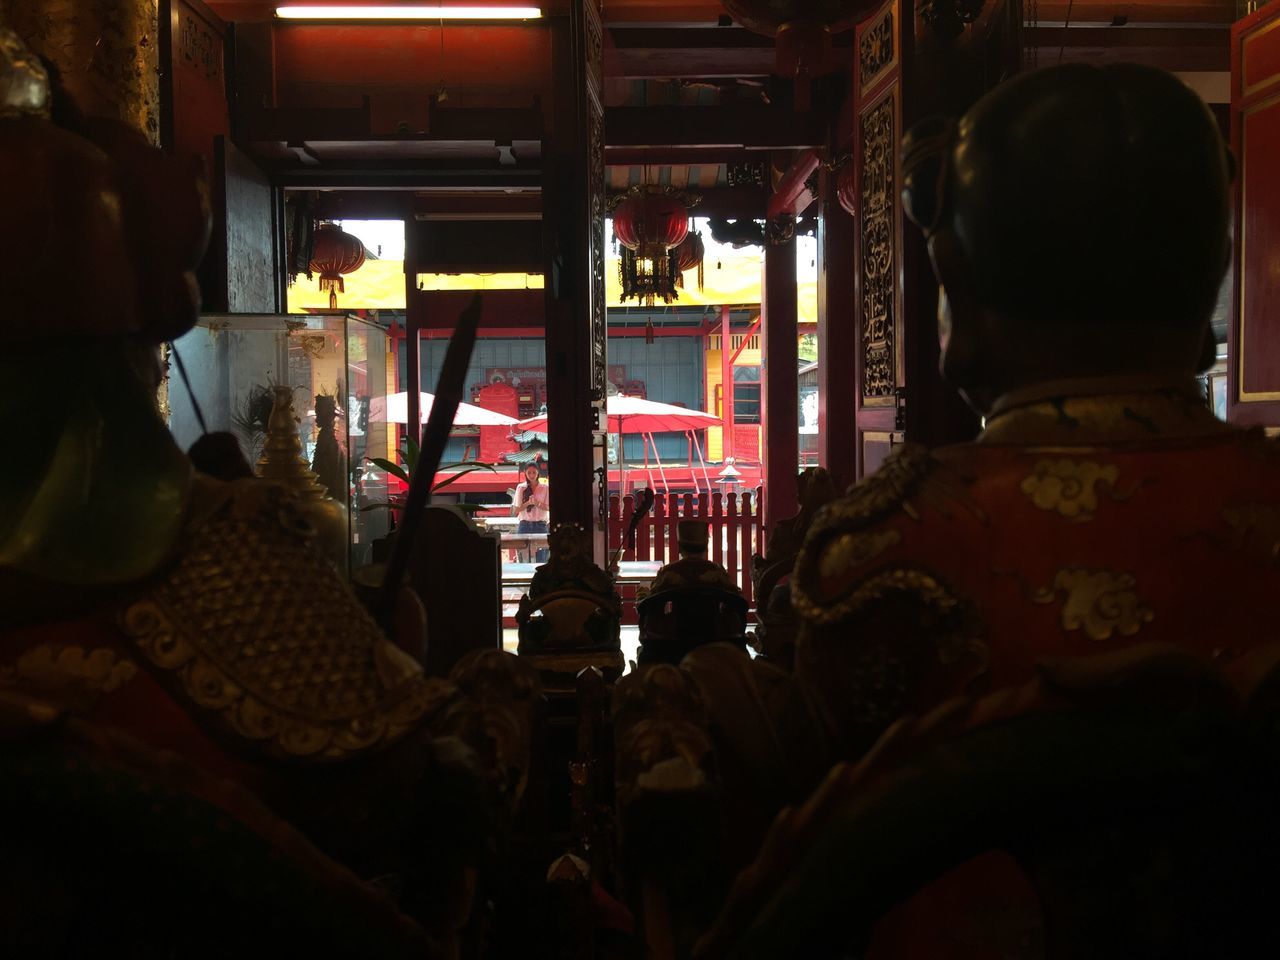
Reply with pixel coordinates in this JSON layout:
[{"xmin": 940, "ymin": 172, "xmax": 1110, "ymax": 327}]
[{"xmin": 169, "ymin": 312, "xmax": 394, "ymax": 570}]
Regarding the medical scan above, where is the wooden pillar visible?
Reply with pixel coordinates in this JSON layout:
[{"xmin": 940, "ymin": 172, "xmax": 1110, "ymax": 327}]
[
  {"xmin": 850, "ymin": 0, "xmax": 993, "ymax": 479},
  {"xmin": 817, "ymin": 164, "xmax": 858, "ymax": 488},
  {"xmin": 719, "ymin": 305, "xmax": 735, "ymax": 462},
  {"xmin": 405, "ymin": 293, "xmax": 423, "ymax": 448},
  {"xmin": 543, "ymin": 0, "xmax": 609, "ymax": 563},
  {"xmin": 8, "ymin": 0, "xmax": 161, "ymax": 144},
  {"xmin": 762, "ymin": 221, "xmax": 799, "ymax": 531},
  {"xmin": 1229, "ymin": 1, "xmax": 1280, "ymax": 429}
]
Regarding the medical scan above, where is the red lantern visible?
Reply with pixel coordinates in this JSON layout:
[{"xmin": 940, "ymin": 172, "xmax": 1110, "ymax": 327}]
[
  {"xmin": 309, "ymin": 222, "xmax": 366, "ymax": 309},
  {"xmin": 722, "ymin": 1, "xmax": 881, "ymax": 109},
  {"xmin": 613, "ymin": 189, "xmax": 689, "ymax": 255},
  {"xmin": 674, "ymin": 232, "xmax": 705, "ymax": 291},
  {"xmin": 837, "ymin": 160, "xmax": 857, "ymax": 217},
  {"xmin": 612, "ymin": 187, "xmax": 692, "ymax": 310}
]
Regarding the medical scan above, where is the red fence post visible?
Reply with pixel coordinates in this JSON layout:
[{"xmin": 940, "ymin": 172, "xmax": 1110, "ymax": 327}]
[
  {"xmin": 637, "ymin": 492, "xmax": 651, "ymax": 562},
  {"xmin": 622, "ymin": 494, "xmax": 636, "ymax": 562},
  {"xmin": 652, "ymin": 491, "xmax": 667, "ymax": 566},
  {"xmin": 740, "ymin": 490, "xmax": 755, "ymax": 607},
  {"xmin": 726, "ymin": 493, "xmax": 739, "ymax": 598},
  {"xmin": 711, "ymin": 492, "xmax": 724, "ymax": 568},
  {"xmin": 608, "ymin": 494, "xmax": 621, "ymax": 559}
]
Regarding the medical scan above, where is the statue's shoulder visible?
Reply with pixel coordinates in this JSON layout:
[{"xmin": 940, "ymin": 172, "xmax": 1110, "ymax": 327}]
[
  {"xmin": 120, "ymin": 476, "xmax": 454, "ymax": 763},
  {"xmin": 791, "ymin": 444, "xmax": 971, "ymax": 627}
]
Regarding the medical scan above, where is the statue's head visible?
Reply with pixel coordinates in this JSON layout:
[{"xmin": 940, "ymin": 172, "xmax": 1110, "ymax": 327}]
[
  {"xmin": 676, "ymin": 520, "xmax": 710, "ymax": 559},
  {"xmin": 0, "ymin": 27, "xmax": 210, "ymax": 376},
  {"xmin": 901, "ymin": 63, "xmax": 1231, "ymax": 415},
  {"xmin": 548, "ymin": 523, "xmax": 590, "ymax": 563},
  {"xmin": 0, "ymin": 27, "xmax": 210, "ymax": 588}
]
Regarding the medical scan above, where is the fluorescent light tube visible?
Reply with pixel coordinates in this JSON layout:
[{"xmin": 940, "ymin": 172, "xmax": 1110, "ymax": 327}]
[{"xmin": 276, "ymin": 5, "xmax": 542, "ymax": 19}]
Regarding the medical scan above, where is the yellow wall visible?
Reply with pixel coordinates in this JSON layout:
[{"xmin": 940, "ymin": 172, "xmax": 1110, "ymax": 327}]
[
  {"xmin": 288, "ymin": 257, "xmax": 819, "ymax": 320},
  {"xmin": 705, "ymin": 342, "xmax": 762, "ymax": 461}
]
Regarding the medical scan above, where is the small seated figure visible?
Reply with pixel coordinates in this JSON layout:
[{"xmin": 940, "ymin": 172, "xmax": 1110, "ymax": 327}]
[
  {"xmin": 748, "ymin": 468, "xmax": 839, "ymax": 668},
  {"xmin": 637, "ymin": 521, "xmax": 747, "ymax": 665},
  {"xmin": 517, "ymin": 523, "xmax": 623, "ymax": 682}
]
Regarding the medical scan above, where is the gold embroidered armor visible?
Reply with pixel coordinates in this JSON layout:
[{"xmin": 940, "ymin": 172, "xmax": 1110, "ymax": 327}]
[{"xmin": 120, "ymin": 478, "xmax": 454, "ymax": 761}]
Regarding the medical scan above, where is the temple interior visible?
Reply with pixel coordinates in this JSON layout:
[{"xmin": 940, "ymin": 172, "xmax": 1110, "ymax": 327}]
[{"xmin": 2, "ymin": 0, "xmax": 1279, "ymax": 957}]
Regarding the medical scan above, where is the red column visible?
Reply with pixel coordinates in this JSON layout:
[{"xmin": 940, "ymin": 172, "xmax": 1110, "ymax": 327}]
[
  {"xmin": 404, "ymin": 272, "xmax": 422, "ymax": 445},
  {"xmin": 762, "ymin": 228, "xmax": 799, "ymax": 531},
  {"xmin": 720, "ymin": 305, "xmax": 735, "ymax": 462},
  {"xmin": 817, "ymin": 165, "xmax": 858, "ymax": 488}
]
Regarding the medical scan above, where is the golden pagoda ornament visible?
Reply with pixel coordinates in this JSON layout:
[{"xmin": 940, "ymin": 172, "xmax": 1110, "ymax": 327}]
[{"xmin": 257, "ymin": 385, "xmax": 349, "ymax": 571}]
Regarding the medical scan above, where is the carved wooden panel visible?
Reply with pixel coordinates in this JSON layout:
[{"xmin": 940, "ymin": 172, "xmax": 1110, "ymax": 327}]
[
  {"xmin": 583, "ymin": 0, "xmax": 609, "ymax": 550},
  {"xmin": 177, "ymin": 5, "xmax": 221, "ymax": 84},
  {"xmin": 859, "ymin": 3, "xmax": 896, "ymax": 94},
  {"xmin": 859, "ymin": 89, "xmax": 899, "ymax": 405}
]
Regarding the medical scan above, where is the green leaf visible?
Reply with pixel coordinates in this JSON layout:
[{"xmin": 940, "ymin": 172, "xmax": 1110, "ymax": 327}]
[
  {"xmin": 368, "ymin": 457, "xmax": 410, "ymax": 485},
  {"xmin": 401, "ymin": 436, "xmax": 421, "ymax": 474}
]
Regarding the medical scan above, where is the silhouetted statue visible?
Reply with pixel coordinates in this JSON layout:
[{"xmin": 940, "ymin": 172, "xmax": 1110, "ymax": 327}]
[
  {"xmin": 774, "ymin": 62, "xmax": 1278, "ymax": 958},
  {"xmin": 0, "ymin": 31, "xmax": 535, "ymax": 951}
]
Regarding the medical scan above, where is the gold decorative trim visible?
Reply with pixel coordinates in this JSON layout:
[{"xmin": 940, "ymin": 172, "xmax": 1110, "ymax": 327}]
[
  {"xmin": 0, "ymin": 645, "xmax": 137, "ymax": 710},
  {"xmin": 816, "ymin": 443, "xmax": 934, "ymax": 527},
  {"xmin": 115, "ymin": 480, "xmax": 458, "ymax": 761},
  {"xmin": 1237, "ymin": 90, "xmax": 1280, "ymax": 402},
  {"xmin": 1032, "ymin": 567, "xmax": 1154, "ymax": 642},
  {"xmin": 817, "ymin": 529, "xmax": 903, "ymax": 580},
  {"xmin": 123, "ymin": 600, "xmax": 452, "ymax": 759}
]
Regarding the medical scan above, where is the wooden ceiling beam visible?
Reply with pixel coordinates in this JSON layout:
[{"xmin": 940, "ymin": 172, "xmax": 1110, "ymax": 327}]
[
  {"xmin": 1025, "ymin": 24, "xmax": 1229, "ymax": 71},
  {"xmin": 605, "ymin": 105, "xmax": 825, "ymax": 149}
]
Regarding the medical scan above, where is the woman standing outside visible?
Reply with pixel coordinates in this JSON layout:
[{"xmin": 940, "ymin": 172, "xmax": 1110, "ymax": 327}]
[{"xmin": 512, "ymin": 463, "xmax": 549, "ymax": 562}]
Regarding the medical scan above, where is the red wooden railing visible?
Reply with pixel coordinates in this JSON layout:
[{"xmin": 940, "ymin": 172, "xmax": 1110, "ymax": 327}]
[{"xmin": 608, "ymin": 487, "xmax": 765, "ymax": 615}]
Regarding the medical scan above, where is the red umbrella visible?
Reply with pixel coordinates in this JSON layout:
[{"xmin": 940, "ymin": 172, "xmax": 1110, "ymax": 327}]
[{"xmin": 514, "ymin": 395, "xmax": 717, "ymax": 434}]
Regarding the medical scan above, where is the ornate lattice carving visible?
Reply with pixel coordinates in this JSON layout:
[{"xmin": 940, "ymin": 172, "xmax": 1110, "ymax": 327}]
[
  {"xmin": 588, "ymin": 102, "xmax": 608, "ymax": 402},
  {"xmin": 860, "ymin": 93, "xmax": 897, "ymax": 402},
  {"xmin": 584, "ymin": 0, "xmax": 604, "ymax": 105},
  {"xmin": 583, "ymin": 0, "xmax": 607, "ymax": 404},
  {"xmin": 178, "ymin": 11, "xmax": 221, "ymax": 83},
  {"xmin": 859, "ymin": 8, "xmax": 895, "ymax": 89}
]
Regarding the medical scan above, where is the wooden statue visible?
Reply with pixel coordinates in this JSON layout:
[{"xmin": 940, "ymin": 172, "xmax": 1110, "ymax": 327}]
[
  {"xmin": 637, "ymin": 520, "xmax": 747, "ymax": 665},
  {"xmin": 749, "ymin": 467, "xmax": 839, "ymax": 668},
  {"xmin": 310, "ymin": 391, "xmax": 347, "ymax": 500},
  {"xmin": 0, "ymin": 39, "xmax": 535, "ymax": 951},
  {"xmin": 794, "ymin": 63, "xmax": 1278, "ymax": 760},
  {"xmin": 516, "ymin": 523, "xmax": 623, "ymax": 683},
  {"xmin": 696, "ymin": 643, "xmax": 1280, "ymax": 959}
]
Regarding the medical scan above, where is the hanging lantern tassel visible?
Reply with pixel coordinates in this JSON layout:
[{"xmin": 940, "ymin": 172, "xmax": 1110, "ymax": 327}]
[
  {"xmin": 319, "ymin": 274, "xmax": 345, "ymax": 309},
  {"xmin": 645, "ymin": 317, "xmax": 655, "ymax": 345},
  {"xmin": 697, "ymin": 257, "xmax": 705, "ymax": 292}
]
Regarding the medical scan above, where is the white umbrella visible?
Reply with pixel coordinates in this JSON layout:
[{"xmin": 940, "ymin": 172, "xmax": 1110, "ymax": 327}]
[
  {"xmin": 516, "ymin": 396, "xmax": 720, "ymax": 494},
  {"xmin": 515, "ymin": 395, "xmax": 718, "ymax": 434},
  {"xmin": 370, "ymin": 391, "xmax": 519, "ymax": 427}
]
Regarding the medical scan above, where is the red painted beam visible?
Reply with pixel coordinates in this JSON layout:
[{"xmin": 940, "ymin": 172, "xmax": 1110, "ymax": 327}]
[
  {"xmin": 767, "ymin": 148, "xmax": 821, "ymax": 221},
  {"xmin": 418, "ymin": 325, "xmax": 709, "ymax": 338},
  {"xmin": 413, "ymin": 288, "xmax": 544, "ymax": 328}
]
